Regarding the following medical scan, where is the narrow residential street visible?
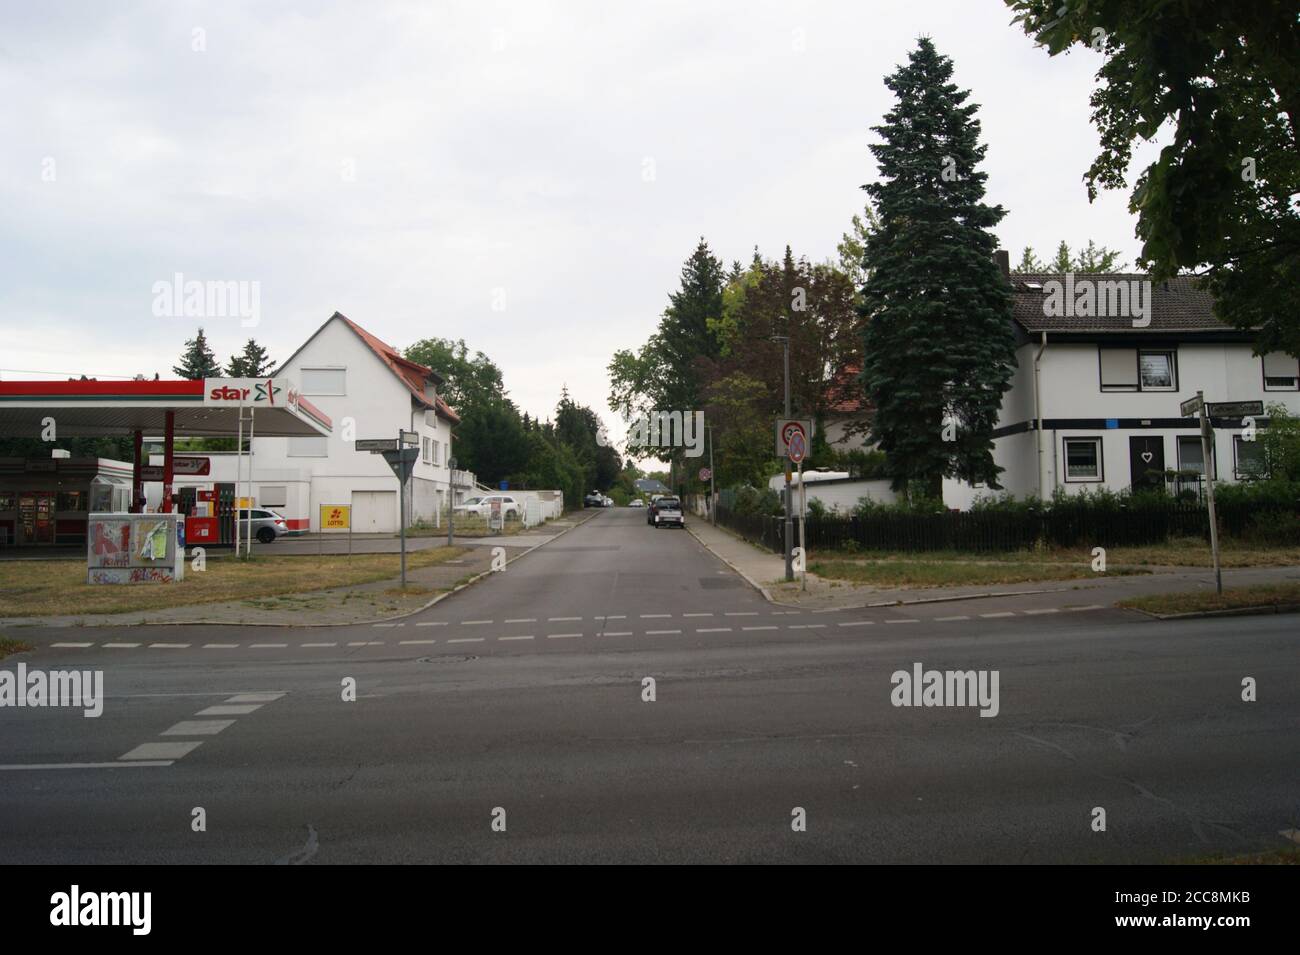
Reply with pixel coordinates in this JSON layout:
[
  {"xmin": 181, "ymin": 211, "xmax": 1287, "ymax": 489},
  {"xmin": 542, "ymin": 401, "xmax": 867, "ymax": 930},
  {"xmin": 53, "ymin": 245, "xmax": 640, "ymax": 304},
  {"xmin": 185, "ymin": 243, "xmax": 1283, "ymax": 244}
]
[{"xmin": 3, "ymin": 507, "xmax": 1296, "ymax": 863}]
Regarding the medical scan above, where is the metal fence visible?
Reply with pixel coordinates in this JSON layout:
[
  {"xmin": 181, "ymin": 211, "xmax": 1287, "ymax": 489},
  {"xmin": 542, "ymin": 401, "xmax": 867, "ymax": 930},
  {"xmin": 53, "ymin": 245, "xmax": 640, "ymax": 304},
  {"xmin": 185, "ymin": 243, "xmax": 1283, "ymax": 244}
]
[{"xmin": 715, "ymin": 500, "xmax": 1282, "ymax": 554}]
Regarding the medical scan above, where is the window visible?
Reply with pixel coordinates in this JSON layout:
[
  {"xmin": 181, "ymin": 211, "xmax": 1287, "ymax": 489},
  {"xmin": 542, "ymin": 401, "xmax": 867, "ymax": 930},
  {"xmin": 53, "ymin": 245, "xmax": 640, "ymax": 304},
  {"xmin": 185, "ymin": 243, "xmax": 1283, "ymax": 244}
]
[
  {"xmin": 1263, "ymin": 352, "xmax": 1299, "ymax": 390},
  {"xmin": 422, "ymin": 437, "xmax": 430, "ymax": 465},
  {"xmin": 431, "ymin": 440, "xmax": 440, "ymax": 467},
  {"xmin": 1234, "ymin": 435, "xmax": 1266, "ymax": 479},
  {"xmin": 1177, "ymin": 436, "xmax": 1206, "ymax": 477},
  {"xmin": 301, "ymin": 367, "xmax": 346, "ymax": 395},
  {"xmin": 288, "ymin": 436, "xmax": 328, "ymax": 457},
  {"xmin": 1063, "ymin": 437, "xmax": 1103, "ymax": 482},
  {"xmin": 1099, "ymin": 348, "xmax": 1177, "ymax": 391},
  {"xmin": 259, "ymin": 485, "xmax": 288, "ymax": 508}
]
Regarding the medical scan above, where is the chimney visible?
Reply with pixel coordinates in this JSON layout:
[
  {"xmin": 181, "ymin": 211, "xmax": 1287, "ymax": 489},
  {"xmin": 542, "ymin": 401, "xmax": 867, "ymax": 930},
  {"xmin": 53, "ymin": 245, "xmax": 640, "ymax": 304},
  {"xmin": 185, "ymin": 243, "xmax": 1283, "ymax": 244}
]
[{"xmin": 994, "ymin": 249, "xmax": 1010, "ymax": 281}]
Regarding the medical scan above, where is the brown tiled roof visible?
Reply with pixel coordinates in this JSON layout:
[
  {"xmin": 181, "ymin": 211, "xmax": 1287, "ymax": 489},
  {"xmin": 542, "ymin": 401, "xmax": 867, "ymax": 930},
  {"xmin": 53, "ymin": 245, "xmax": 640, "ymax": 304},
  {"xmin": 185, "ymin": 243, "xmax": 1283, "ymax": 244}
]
[
  {"xmin": 337, "ymin": 314, "xmax": 460, "ymax": 424},
  {"xmin": 826, "ymin": 363, "xmax": 869, "ymax": 415},
  {"xmin": 1009, "ymin": 273, "xmax": 1232, "ymax": 335}
]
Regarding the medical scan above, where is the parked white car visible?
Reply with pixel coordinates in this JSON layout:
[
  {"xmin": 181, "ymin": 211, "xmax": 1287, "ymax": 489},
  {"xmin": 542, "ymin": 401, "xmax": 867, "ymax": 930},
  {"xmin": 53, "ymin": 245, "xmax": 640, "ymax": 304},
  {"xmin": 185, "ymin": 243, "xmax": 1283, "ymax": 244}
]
[{"xmin": 454, "ymin": 494, "xmax": 522, "ymax": 519}]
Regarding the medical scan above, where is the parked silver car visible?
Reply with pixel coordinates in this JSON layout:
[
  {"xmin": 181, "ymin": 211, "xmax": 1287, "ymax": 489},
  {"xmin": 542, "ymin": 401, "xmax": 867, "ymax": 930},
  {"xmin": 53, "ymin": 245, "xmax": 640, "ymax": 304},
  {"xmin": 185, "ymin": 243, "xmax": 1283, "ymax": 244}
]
[{"xmin": 237, "ymin": 508, "xmax": 290, "ymax": 544}]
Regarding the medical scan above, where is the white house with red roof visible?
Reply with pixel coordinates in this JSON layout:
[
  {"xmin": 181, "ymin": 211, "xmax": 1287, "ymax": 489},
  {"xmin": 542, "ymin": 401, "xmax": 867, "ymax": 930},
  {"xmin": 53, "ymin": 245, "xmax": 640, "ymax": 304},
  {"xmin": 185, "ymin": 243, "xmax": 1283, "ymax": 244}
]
[{"xmin": 242, "ymin": 311, "xmax": 462, "ymax": 532}]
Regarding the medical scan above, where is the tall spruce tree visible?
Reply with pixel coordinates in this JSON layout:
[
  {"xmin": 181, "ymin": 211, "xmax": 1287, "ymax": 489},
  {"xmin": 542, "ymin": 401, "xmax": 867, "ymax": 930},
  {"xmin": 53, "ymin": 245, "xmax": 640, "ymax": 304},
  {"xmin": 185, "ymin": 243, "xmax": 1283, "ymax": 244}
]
[
  {"xmin": 173, "ymin": 327, "xmax": 222, "ymax": 379},
  {"xmin": 226, "ymin": 338, "xmax": 275, "ymax": 377},
  {"xmin": 656, "ymin": 238, "xmax": 725, "ymax": 412},
  {"xmin": 859, "ymin": 37, "xmax": 1016, "ymax": 499}
]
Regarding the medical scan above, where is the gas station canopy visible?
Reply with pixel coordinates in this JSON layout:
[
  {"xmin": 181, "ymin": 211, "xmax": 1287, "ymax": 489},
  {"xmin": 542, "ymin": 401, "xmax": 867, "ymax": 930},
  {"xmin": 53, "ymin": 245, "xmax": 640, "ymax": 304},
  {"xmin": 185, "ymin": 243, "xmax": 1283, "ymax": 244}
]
[{"xmin": 0, "ymin": 378, "xmax": 332, "ymax": 438}]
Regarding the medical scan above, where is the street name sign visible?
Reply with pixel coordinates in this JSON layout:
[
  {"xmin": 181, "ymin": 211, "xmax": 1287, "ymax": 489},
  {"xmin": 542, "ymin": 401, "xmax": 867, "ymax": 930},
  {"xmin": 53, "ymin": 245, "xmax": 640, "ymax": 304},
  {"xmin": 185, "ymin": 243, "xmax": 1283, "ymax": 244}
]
[
  {"xmin": 356, "ymin": 438, "xmax": 399, "ymax": 452},
  {"xmin": 1206, "ymin": 400, "xmax": 1264, "ymax": 418}
]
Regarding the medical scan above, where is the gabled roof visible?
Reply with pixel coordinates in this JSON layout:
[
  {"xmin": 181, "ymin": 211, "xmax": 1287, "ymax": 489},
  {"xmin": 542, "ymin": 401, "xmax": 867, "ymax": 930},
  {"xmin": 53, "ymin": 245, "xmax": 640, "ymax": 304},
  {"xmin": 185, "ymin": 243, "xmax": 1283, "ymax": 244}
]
[
  {"xmin": 1008, "ymin": 273, "xmax": 1241, "ymax": 336},
  {"xmin": 825, "ymin": 363, "xmax": 869, "ymax": 415},
  {"xmin": 277, "ymin": 312, "xmax": 460, "ymax": 424}
]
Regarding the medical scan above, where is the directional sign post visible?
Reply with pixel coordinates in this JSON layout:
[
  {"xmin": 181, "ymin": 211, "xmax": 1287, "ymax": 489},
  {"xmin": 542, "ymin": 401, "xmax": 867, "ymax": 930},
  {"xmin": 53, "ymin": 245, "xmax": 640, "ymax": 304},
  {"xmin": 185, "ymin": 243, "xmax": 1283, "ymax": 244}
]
[
  {"xmin": 1206, "ymin": 400, "xmax": 1264, "ymax": 419},
  {"xmin": 1180, "ymin": 391, "xmax": 1222, "ymax": 594},
  {"xmin": 788, "ymin": 431, "xmax": 808, "ymax": 592},
  {"xmin": 360, "ymin": 435, "xmax": 418, "ymax": 586}
]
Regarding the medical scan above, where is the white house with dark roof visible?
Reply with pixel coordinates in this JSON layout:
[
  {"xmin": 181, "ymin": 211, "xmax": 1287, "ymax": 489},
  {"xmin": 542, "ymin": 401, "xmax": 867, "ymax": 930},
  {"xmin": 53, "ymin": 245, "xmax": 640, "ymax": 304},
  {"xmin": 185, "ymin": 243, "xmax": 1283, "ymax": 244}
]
[{"xmin": 941, "ymin": 265, "xmax": 1300, "ymax": 508}]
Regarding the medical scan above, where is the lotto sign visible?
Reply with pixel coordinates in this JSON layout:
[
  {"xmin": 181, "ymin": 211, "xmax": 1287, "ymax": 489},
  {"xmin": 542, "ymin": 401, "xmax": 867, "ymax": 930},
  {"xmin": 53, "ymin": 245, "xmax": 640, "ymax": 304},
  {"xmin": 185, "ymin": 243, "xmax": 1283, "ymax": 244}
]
[
  {"xmin": 775, "ymin": 418, "xmax": 813, "ymax": 457},
  {"xmin": 320, "ymin": 505, "xmax": 351, "ymax": 530},
  {"xmin": 787, "ymin": 430, "xmax": 807, "ymax": 464}
]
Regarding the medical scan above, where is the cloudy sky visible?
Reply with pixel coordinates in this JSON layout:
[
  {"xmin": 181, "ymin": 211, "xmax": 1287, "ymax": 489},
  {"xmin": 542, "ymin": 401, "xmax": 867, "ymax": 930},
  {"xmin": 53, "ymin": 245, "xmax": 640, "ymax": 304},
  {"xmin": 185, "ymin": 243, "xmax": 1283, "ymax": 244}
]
[{"xmin": 1, "ymin": 0, "xmax": 1159, "ymax": 443}]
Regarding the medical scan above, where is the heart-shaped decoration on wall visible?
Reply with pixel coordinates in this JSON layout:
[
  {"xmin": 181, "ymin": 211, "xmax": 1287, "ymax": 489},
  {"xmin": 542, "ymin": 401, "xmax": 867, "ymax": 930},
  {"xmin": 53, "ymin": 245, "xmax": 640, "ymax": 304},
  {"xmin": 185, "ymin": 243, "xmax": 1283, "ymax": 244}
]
[{"xmin": 1141, "ymin": 451, "xmax": 1154, "ymax": 463}]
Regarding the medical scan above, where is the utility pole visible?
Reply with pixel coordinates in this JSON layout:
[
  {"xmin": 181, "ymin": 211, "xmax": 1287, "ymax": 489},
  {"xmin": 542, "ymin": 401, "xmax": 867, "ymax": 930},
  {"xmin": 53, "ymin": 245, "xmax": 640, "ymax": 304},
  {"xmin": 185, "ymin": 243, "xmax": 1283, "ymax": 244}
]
[
  {"xmin": 773, "ymin": 333, "xmax": 793, "ymax": 582},
  {"xmin": 447, "ymin": 456, "xmax": 457, "ymax": 546},
  {"xmin": 707, "ymin": 422, "xmax": 716, "ymax": 525},
  {"xmin": 1196, "ymin": 392, "xmax": 1223, "ymax": 594}
]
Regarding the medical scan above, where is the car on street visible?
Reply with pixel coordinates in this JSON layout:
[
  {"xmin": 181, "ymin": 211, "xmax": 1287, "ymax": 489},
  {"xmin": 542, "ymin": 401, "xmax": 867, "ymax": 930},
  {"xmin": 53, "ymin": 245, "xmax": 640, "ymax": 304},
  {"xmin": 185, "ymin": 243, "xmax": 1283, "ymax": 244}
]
[
  {"xmin": 629, "ymin": 498, "xmax": 645, "ymax": 508},
  {"xmin": 650, "ymin": 495, "xmax": 684, "ymax": 528},
  {"xmin": 237, "ymin": 508, "xmax": 289, "ymax": 543},
  {"xmin": 454, "ymin": 494, "xmax": 522, "ymax": 519},
  {"xmin": 584, "ymin": 492, "xmax": 605, "ymax": 508}
]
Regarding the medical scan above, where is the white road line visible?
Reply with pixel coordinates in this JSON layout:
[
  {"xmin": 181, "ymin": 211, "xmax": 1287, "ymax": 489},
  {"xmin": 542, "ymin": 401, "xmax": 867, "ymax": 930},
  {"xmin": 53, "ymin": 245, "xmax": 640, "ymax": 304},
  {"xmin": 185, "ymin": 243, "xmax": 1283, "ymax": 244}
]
[
  {"xmin": 119, "ymin": 741, "xmax": 204, "ymax": 761},
  {"xmin": 373, "ymin": 623, "xmax": 401, "ymax": 628},
  {"xmin": 743, "ymin": 625, "xmax": 777, "ymax": 631},
  {"xmin": 549, "ymin": 616, "xmax": 581, "ymax": 622},
  {"xmin": 886, "ymin": 619, "xmax": 919, "ymax": 625},
  {"xmin": 605, "ymin": 614, "xmax": 626, "ymax": 619},
  {"xmin": 547, "ymin": 633, "xmax": 581, "ymax": 639},
  {"xmin": 646, "ymin": 629, "xmax": 680, "ymax": 635},
  {"xmin": 347, "ymin": 641, "xmax": 369, "ymax": 646},
  {"xmin": 1067, "ymin": 604, "xmax": 1105, "ymax": 612},
  {"xmin": 935, "ymin": 616, "xmax": 970, "ymax": 622},
  {"xmin": 683, "ymin": 613, "xmax": 713, "ymax": 618},
  {"xmin": 790, "ymin": 624, "xmax": 826, "ymax": 630},
  {"xmin": 838, "ymin": 621, "xmax": 873, "ymax": 627},
  {"xmin": 640, "ymin": 614, "xmax": 672, "ymax": 618},
  {"xmin": 0, "ymin": 761, "xmax": 173, "ymax": 771},
  {"xmin": 203, "ymin": 643, "xmax": 239, "ymax": 649},
  {"xmin": 103, "ymin": 643, "xmax": 141, "ymax": 649},
  {"xmin": 725, "ymin": 612, "xmax": 758, "ymax": 616},
  {"xmin": 225, "ymin": 692, "xmax": 285, "ymax": 703},
  {"xmin": 603, "ymin": 631, "xmax": 633, "ymax": 637},
  {"xmin": 51, "ymin": 642, "xmax": 93, "ymax": 648},
  {"xmin": 399, "ymin": 639, "xmax": 438, "ymax": 645},
  {"xmin": 1023, "ymin": 608, "xmax": 1060, "ymax": 615},
  {"xmin": 505, "ymin": 618, "xmax": 536, "ymax": 623},
  {"xmin": 980, "ymin": 612, "xmax": 1016, "ymax": 618},
  {"xmin": 462, "ymin": 620, "xmax": 492, "ymax": 625},
  {"xmin": 696, "ymin": 627, "xmax": 732, "ymax": 633},
  {"xmin": 416, "ymin": 621, "xmax": 447, "ymax": 627},
  {"xmin": 447, "ymin": 637, "xmax": 484, "ymax": 644},
  {"xmin": 162, "ymin": 720, "xmax": 235, "ymax": 737},
  {"xmin": 498, "ymin": 635, "xmax": 534, "ymax": 641},
  {"xmin": 301, "ymin": 642, "xmax": 337, "ymax": 647},
  {"xmin": 250, "ymin": 643, "xmax": 288, "ymax": 648},
  {"xmin": 148, "ymin": 643, "xmax": 191, "ymax": 649},
  {"xmin": 194, "ymin": 704, "xmax": 263, "ymax": 717}
]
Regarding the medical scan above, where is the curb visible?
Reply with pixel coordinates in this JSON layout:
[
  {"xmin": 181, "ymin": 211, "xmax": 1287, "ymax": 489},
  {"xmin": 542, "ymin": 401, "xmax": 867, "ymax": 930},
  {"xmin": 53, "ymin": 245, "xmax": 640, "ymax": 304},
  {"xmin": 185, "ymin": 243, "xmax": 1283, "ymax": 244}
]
[
  {"xmin": 1123, "ymin": 602, "xmax": 1300, "ymax": 621},
  {"xmin": 4, "ymin": 511, "xmax": 600, "ymax": 631}
]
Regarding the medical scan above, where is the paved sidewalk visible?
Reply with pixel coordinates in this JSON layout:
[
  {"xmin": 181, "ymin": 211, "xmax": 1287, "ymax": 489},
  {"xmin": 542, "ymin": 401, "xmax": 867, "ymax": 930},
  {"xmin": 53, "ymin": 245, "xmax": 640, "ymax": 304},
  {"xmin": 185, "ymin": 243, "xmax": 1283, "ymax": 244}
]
[
  {"xmin": 1, "ymin": 511, "xmax": 599, "ymax": 629},
  {"xmin": 687, "ymin": 518, "xmax": 1300, "ymax": 612}
]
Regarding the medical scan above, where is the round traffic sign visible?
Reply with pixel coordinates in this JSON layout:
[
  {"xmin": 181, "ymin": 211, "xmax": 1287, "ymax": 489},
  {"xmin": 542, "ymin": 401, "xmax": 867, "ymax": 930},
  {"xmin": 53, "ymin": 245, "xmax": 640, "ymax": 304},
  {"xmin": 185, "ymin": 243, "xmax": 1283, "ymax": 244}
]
[{"xmin": 788, "ymin": 430, "xmax": 807, "ymax": 463}]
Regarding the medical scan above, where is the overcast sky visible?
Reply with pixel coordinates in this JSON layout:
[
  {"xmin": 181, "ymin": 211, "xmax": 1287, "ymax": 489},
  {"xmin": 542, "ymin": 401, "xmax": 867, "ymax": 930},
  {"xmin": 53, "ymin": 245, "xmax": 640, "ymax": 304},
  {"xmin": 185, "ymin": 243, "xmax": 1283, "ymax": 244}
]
[{"xmin": 0, "ymin": 0, "xmax": 1161, "ymax": 446}]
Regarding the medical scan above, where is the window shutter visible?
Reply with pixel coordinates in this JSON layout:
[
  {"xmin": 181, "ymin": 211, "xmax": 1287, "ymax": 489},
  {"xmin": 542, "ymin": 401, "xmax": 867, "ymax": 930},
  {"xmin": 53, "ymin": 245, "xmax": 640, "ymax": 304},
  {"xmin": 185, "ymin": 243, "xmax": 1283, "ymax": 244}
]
[
  {"xmin": 1099, "ymin": 349, "xmax": 1138, "ymax": 388},
  {"xmin": 1263, "ymin": 352, "xmax": 1299, "ymax": 378}
]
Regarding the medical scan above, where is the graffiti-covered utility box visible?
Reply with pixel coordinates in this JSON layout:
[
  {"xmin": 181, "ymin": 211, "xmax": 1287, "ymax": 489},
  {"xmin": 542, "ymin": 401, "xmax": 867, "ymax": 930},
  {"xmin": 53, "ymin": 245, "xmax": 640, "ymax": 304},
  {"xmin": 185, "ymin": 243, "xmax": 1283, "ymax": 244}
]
[{"xmin": 86, "ymin": 513, "xmax": 186, "ymax": 584}]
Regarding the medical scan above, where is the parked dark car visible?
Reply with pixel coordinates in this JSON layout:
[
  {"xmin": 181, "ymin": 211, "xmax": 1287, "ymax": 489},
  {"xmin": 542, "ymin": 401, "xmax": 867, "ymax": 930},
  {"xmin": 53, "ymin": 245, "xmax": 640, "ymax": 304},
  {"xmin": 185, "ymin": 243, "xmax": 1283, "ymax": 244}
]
[{"xmin": 650, "ymin": 496, "xmax": 684, "ymax": 528}]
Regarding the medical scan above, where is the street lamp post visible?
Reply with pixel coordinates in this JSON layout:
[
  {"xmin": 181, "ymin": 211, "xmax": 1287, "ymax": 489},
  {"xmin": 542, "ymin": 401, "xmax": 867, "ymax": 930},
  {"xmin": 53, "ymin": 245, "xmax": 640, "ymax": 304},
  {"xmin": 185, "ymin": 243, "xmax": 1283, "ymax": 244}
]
[{"xmin": 773, "ymin": 333, "xmax": 793, "ymax": 582}]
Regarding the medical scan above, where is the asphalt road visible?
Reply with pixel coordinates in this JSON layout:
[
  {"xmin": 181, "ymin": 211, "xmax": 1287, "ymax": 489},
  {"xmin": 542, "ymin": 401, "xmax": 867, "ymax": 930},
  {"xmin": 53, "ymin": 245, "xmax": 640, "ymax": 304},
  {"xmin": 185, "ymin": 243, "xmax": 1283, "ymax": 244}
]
[{"xmin": 2, "ymin": 507, "xmax": 1297, "ymax": 863}]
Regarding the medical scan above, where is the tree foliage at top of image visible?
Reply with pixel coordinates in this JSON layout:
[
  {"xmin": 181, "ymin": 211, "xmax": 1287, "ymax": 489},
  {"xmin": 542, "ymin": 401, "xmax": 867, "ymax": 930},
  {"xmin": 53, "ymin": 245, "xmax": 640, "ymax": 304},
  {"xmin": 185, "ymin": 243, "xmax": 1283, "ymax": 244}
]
[
  {"xmin": 859, "ymin": 37, "xmax": 1017, "ymax": 497},
  {"xmin": 1005, "ymin": 0, "xmax": 1300, "ymax": 356},
  {"xmin": 226, "ymin": 338, "xmax": 275, "ymax": 378},
  {"xmin": 173, "ymin": 327, "xmax": 221, "ymax": 379},
  {"xmin": 1015, "ymin": 239, "xmax": 1126, "ymax": 273}
]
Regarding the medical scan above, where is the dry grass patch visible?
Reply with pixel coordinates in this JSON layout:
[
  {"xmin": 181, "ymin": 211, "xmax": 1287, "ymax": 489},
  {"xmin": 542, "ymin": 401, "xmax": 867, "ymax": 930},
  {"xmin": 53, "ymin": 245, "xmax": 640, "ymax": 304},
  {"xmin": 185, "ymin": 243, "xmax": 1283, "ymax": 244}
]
[
  {"xmin": 1119, "ymin": 582, "xmax": 1300, "ymax": 616},
  {"xmin": 808, "ymin": 558, "xmax": 1149, "ymax": 588},
  {"xmin": 0, "ymin": 547, "xmax": 465, "ymax": 617},
  {"xmin": 0, "ymin": 637, "xmax": 33, "ymax": 660}
]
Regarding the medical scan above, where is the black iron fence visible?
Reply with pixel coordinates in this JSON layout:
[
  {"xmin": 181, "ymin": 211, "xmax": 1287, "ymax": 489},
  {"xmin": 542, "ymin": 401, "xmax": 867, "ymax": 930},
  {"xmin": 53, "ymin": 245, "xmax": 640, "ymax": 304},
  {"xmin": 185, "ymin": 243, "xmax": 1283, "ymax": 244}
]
[{"xmin": 715, "ymin": 499, "xmax": 1289, "ymax": 554}]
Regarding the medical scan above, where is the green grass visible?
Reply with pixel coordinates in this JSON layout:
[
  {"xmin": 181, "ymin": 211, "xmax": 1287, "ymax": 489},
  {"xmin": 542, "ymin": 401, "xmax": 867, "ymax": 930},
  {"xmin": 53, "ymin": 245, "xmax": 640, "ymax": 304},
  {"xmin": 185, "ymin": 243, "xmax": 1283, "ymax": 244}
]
[
  {"xmin": 0, "ymin": 547, "xmax": 465, "ymax": 617},
  {"xmin": 0, "ymin": 637, "xmax": 33, "ymax": 660},
  {"xmin": 822, "ymin": 539, "xmax": 1300, "ymax": 568},
  {"xmin": 1119, "ymin": 582, "xmax": 1300, "ymax": 616},
  {"xmin": 808, "ymin": 558, "xmax": 1150, "ymax": 588}
]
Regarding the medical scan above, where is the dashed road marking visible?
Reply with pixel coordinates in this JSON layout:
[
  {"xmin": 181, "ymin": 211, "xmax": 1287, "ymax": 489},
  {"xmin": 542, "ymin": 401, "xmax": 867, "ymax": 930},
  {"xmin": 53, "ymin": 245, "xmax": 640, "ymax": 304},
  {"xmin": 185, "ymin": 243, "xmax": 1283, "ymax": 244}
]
[
  {"xmin": 302, "ymin": 642, "xmax": 336, "ymax": 648},
  {"xmin": 162, "ymin": 720, "xmax": 235, "ymax": 737},
  {"xmin": 225, "ymin": 692, "xmax": 285, "ymax": 703},
  {"xmin": 547, "ymin": 633, "xmax": 581, "ymax": 639},
  {"xmin": 373, "ymin": 623, "xmax": 402, "ymax": 628},
  {"xmin": 791, "ymin": 624, "xmax": 826, "ymax": 630},
  {"xmin": 549, "ymin": 616, "xmax": 581, "ymax": 622},
  {"xmin": 250, "ymin": 643, "xmax": 288, "ymax": 648},
  {"xmin": 743, "ymin": 625, "xmax": 777, "ymax": 631},
  {"xmin": 399, "ymin": 639, "xmax": 438, "ymax": 645},
  {"xmin": 696, "ymin": 627, "xmax": 731, "ymax": 633},
  {"xmin": 463, "ymin": 620, "xmax": 493, "ymax": 626},
  {"xmin": 103, "ymin": 643, "xmax": 141, "ymax": 649},
  {"xmin": 51, "ymin": 642, "xmax": 93, "ymax": 648},
  {"xmin": 980, "ymin": 612, "xmax": 1015, "ymax": 619},
  {"xmin": 499, "ymin": 635, "xmax": 534, "ymax": 641},
  {"xmin": 416, "ymin": 621, "xmax": 447, "ymax": 627},
  {"xmin": 935, "ymin": 616, "xmax": 970, "ymax": 622},
  {"xmin": 725, "ymin": 612, "xmax": 758, "ymax": 617},
  {"xmin": 505, "ymin": 618, "xmax": 536, "ymax": 623},
  {"xmin": 195, "ymin": 704, "xmax": 264, "ymax": 717},
  {"xmin": 683, "ymin": 613, "xmax": 713, "ymax": 617},
  {"xmin": 838, "ymin": 621, "xmax": 873, "ymax": 627},
  {"xmin": 1023, "ymin": 608, "xmax": 1060, "ymax": 615},
  {"xmin": 604, "ymin": 631, "xmax": 633, "ymax": 637},
  {"xmin": 447, "ymin": 637, "xmax": 484, "ymax": 644},
  {"xmin": 119, "ymin": 741, "xmax": 204, "ymax": 761},
  {"xmin": 203, "ymin": 643, "xmax": 240, "ymax": 649},
  {"xmin": 641, "ymin": 614, "xmax": 672, "ymax": 619},
  {"xmin": 886, "ymin": 619, "xmax": 919, "ymax": 625},
  {"xmin": 646, "ymin": 629, "xmax": 681, "ymax": 635},
  {"xmin": 1067, "ymin": 605, "xmax": 1105, "ymax": 612}
]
